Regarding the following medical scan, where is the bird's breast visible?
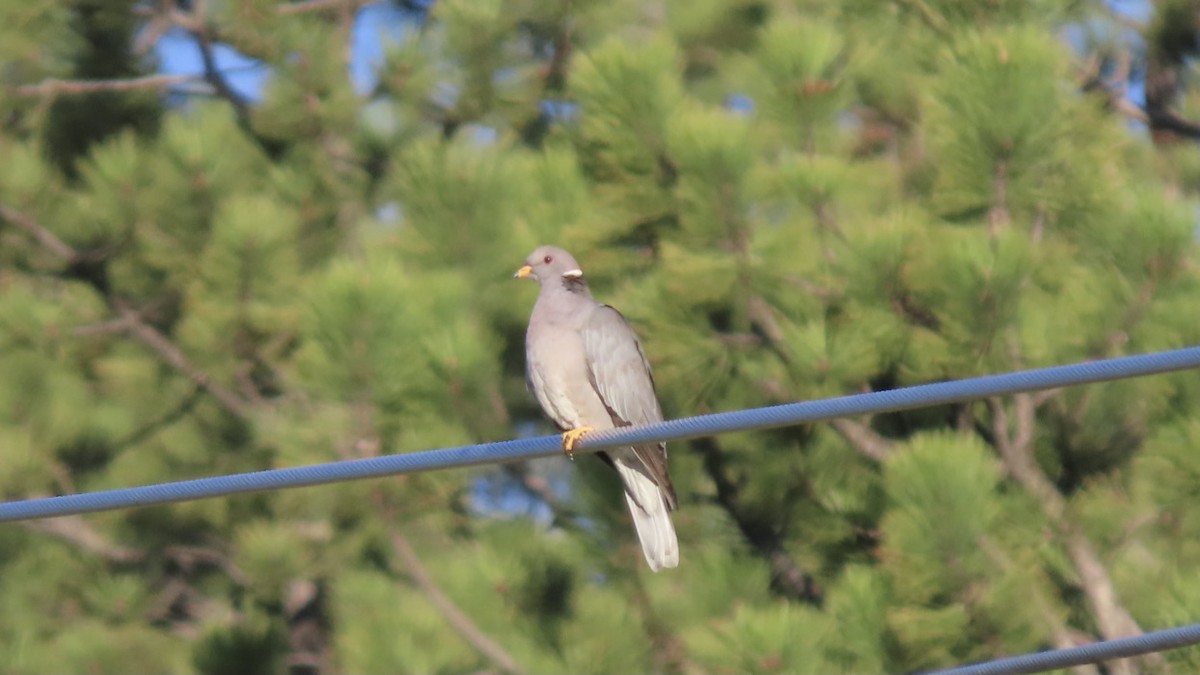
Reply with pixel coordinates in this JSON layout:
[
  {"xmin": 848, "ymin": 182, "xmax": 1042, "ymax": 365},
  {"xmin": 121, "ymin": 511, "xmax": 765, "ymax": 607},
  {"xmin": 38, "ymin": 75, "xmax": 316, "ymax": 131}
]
[{"xmin": 526, "ymin": 321, "xmax": 610, "ymax": 430}]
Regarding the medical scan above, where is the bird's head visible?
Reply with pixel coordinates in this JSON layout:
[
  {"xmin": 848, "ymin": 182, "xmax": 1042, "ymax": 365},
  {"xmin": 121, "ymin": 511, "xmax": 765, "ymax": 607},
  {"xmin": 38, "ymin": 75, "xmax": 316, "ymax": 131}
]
[{"xmin": 514, "ymin": 245, "xmax": 584, "ymax": 284}]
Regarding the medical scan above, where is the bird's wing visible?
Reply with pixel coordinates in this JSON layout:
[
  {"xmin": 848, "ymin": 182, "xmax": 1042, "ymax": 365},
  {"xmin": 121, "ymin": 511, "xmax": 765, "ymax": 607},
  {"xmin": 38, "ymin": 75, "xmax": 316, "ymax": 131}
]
[
  {"xmin": 581, "ymin": 306, "xmax": 661, "ymax": 425},
  {"xmin": 581, "ymin": 305, "xmax": 676, "ymax": 508}
]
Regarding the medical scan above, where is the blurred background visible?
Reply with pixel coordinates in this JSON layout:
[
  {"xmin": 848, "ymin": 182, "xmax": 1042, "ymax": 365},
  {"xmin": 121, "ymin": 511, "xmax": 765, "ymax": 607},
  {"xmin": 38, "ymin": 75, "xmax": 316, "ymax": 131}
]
[{"xmin": 3, "ymin": 0, "xmax": 1200, "ymax": 672}]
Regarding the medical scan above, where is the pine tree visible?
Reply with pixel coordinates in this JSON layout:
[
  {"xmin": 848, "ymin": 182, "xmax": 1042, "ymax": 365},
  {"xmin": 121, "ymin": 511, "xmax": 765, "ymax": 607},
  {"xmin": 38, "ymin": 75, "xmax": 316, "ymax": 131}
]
[{"xmin": 2, "ymin": 0, "xmax": 1199, "ymax": 673}]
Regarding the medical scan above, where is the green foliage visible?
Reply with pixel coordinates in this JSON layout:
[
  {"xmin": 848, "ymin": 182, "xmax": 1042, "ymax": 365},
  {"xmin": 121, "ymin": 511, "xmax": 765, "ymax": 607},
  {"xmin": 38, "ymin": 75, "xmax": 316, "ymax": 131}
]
[
  {"xmin": 924, "ymin": 27, "xmax": 1074, "ymax": 218},
  {"xmin": 40, "ymin": 0, "xmax": 163, "ymax": 174},
  {"xmin": 823, "ymin": 565, "xmax": 890, "ymax": 672},
  {"xmin": 299, "ymin": 256, "xmax": 436, "ymax": 415},
  {"xmin": 571, "ymin": 35, "xmax": 684, "ymax": 222},
  {"xmin": 882, "ymin": 433, "xmax": 998, "ymax": 605},
  {"xmin": 193, "ymin": 616, "xmax": 286, "ymax": 675},
  {"xmin": 1, "ymin": 0, "xmax": 1199, "ymax": 673},
  {"xmin": 738, "ymin": 16, "xmax": 850, "ymax": 142},
  {"xmin": 389, "ymin": 136, "xmax": 526, "ymax": 270},
  {"xmin": 334, "ymin": 568, "xmax": 479, "ymax": 673},
  {"xmin": 684, "ymin": 602, "xmax": 829, "ymax": 673}
]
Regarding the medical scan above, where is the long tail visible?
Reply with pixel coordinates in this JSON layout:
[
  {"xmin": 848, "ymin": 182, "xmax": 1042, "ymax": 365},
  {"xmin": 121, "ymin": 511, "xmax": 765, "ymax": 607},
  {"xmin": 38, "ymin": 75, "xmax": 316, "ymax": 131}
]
[{"xmin": 611, "ymin": 455, "xmax": 679, "ymax": 571}]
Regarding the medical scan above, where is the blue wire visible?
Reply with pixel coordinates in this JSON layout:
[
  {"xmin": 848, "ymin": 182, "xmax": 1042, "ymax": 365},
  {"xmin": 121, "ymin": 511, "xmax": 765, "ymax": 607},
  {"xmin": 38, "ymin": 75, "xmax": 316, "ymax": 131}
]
[
  {"xmin": 930, "ymin": 622, "xmax": 1200, "ymax": 675},
  {"xmin": 0, "ymin": 345, "xmax": 1198, "ymax": 523}
]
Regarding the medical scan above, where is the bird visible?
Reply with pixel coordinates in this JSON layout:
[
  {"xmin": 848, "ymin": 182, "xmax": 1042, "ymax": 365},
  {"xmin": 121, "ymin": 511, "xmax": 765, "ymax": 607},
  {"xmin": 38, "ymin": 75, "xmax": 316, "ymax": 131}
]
[{"xmin": 515, "ymin": 245, "xmax": 679, "ymax": 571}]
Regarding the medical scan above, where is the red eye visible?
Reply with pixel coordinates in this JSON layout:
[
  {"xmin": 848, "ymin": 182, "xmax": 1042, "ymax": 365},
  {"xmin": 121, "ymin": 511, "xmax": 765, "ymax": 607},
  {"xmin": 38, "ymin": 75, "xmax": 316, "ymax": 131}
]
[{"xmin": 543, "ymin": 255, "xmax": 552, "ymax": 264}]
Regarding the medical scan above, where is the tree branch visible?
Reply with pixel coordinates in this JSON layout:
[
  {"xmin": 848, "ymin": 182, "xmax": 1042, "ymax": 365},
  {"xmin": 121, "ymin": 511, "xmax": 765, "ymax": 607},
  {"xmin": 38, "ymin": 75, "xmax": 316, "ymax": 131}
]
[
  {"xmin": 338, "ymin": 381, "xmax": 522, "ymax": 674},
  {"xmin": 119, "ymin": 306, "xmax": 255, "ymax": 420},
  {"xmin": 988, "ymin": 160, "xmax": 1010, "ymax": 234},
  {"xmin": 0, "ymin": 204, "xmax": 80, "ymax": 261},
  {"xmin": 72, "ymin": 315, "xmax": 137, "ymax": 336},
  {"xmin": 164, "ymin": 544, "xmax": 249, "ymax": 586},
  {"xmin": 977, "ymin": 536, "xmax": 1100, "ymax": 675},
  {"xmin": 894, "ymin": 0, "xmax": 951, "ymax": 35},
  {"xmin": 21, "ymin": 502, "xmax": 256, "ymax": 589},
  {"xmin": 16, "ymin": 73, "xmax": 199, "ymax": 98},
  {"xmin": 144, "ymin": 575, "xmax": 193, "ymax": 623},
  {"xmin": 22, "ymin": 515, "xmax": 144, "ymax": 563},
  {"xmin": 1061, "ymin": 533, "xmax": 1159, "ymax": 674},
  {"xmin": 829, "ymin": 418, "xmax": 893, "ymax": 462},
  {"xmin": 747, "ymin": 294, "xmax": 792, "ymax": 365},
  {"xmin": 1144, "ymin": 54, "xmax": 1200, "ymax": 140},
  {"xmin": 988, "ymin": 395, "xmax": 1163, "ymax": 674},
  {"xmin": 284, "ymin": 578, "xmax": 329, "ymax": 675},
  {"xmin": 276, "ymin": 0, "xmax": 375, "ymax": 16},
  {"xmin": 149, "ymin": 0, "xmax": 290, "ymax": 157},
  {"xmin": 190, "ymin": 24, "xmax": 251, "ymax": 121},
  {"xmin": 111, "ymin": 386, "xmax": 205, "ymax": 450},
  {"xmin": 2, "ymin": 204, "xmax": 254, "ymax": 420},
  {"xmin": 387, "ymin": 527, "xmax": 525, "ymax": 675},
  {"xmin": 988, "ymin": 396, "xmax": 1064, "ymax": 520}
]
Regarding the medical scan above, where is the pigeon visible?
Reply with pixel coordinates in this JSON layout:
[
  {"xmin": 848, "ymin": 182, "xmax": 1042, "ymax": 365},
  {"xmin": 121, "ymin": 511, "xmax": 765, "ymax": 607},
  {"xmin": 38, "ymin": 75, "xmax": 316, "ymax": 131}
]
[{"xmin": 515, "ymin": 245, "xmax": 679, "ymax": 571}]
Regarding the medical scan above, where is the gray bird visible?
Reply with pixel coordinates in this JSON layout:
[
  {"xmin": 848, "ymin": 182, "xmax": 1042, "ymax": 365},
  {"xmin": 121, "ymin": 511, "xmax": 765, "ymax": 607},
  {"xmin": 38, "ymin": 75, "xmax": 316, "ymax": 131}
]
[{"xmin": 515, "ymin": 245, "xmax": 679, "ymax": 571}]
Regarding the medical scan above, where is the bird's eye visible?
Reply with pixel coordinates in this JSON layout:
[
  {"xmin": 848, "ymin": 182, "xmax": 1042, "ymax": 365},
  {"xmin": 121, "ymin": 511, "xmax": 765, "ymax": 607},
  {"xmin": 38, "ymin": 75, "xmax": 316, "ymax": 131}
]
[{"xmin": 543, "ymin": 255, "xmax": 553, "ymax": 264}]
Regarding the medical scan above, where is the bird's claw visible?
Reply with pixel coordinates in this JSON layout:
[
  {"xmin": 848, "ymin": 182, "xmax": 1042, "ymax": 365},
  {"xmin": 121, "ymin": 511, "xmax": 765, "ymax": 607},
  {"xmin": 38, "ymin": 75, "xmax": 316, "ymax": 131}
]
[{"xmin": 560, "ymin": 426, "xmax": 594, "ymax": 460}]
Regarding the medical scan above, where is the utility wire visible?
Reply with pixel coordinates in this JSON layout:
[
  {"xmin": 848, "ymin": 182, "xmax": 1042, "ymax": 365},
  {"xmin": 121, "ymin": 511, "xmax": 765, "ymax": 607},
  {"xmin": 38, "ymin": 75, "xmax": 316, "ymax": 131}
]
[
  {"xmin": 0, "ymin": 346, "xmax": 1198, "ymax": 523},
  {"xmin": 930, "ymin": 622, "xmax": 1200, "ymax": 675}
]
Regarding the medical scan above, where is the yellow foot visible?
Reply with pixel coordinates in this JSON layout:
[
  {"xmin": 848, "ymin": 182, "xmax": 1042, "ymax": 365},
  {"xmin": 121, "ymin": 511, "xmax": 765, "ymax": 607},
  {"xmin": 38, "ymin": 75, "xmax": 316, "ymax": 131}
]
[{"xmin": 560, "ymin": 426, "xmax": 594, "ymax": 459}]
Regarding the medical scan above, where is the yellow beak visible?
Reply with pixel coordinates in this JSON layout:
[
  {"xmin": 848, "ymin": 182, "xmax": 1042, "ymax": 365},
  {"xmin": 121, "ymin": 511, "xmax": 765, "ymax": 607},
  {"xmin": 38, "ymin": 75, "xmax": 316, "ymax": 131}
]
[{"xmin": 514, "ymin": 264, "xmax": 533, "ymax": 279}]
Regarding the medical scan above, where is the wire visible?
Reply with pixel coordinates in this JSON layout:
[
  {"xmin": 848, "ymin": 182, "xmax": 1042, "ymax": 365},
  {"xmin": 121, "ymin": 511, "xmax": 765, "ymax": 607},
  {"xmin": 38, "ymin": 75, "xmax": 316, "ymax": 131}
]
[
  {"xmin": 0, "ymin": 346, "xmax": 1198, "ymax": 523},
  {"xmin": 930, "ymin": 622, "xmax": 1200, "ymax": 675}
]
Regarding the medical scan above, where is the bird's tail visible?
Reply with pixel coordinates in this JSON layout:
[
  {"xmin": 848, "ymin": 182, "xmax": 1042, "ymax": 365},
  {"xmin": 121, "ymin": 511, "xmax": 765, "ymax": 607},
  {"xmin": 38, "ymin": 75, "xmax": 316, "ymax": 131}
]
[{"xmin": 612, "ymin": 456, "xmax": 679, "ymax": 571}]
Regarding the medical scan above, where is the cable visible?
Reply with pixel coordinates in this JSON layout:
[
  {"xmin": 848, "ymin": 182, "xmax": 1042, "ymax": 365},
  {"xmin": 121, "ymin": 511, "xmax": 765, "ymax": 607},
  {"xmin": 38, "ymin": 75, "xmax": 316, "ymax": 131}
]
[
  {"xmin": 0, "ymin": 346, "xmax": 1198, "ymax": 523},
  {"xmin": 930, "ymin": 622, "xmax": 1200, "ymax": 675}
]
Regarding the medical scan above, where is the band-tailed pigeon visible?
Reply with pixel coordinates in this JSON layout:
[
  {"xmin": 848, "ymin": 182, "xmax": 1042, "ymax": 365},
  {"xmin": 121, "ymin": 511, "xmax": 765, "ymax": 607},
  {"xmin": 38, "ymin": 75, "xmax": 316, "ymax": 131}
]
[{"xmin": 515, "ymin": 245, "xmax": 679, "ymax": 571}]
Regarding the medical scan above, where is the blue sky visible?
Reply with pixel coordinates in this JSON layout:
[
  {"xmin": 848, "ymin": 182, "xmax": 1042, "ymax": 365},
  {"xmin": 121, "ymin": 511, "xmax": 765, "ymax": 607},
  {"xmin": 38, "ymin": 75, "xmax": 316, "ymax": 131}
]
[{"xmin": 152, "ymin": 1, "xmax": 419, "ymax": 102}]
